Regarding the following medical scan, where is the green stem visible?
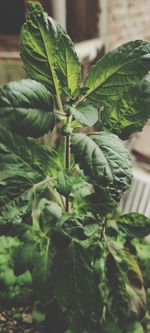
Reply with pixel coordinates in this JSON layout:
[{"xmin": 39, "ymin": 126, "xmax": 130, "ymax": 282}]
[
  {"xmin": 56, "ymin": 94, "xmax": 63, "ymax": 113},
  {"xmin": 100, "ymin": 217, "xmax": 107, "ymax": 241},
  {"xmin": 65, "ymin": 115, "xmax": 71, "ymax": 212}
]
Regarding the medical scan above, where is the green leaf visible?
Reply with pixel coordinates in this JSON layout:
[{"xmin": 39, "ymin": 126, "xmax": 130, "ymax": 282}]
[
  {"xmin": 132, "ymin": 239, "xmax": 150, "ymax": 288},
  {"xmin": 71, "ymin": 102, "xmax": 98, "ymax": 127},
  {"xmin": 119, "ymin": 250, "xmax": 146, "ymax": 320},
  {"xmin": 120, "ymin": 250, "xmax": 144, "ymax": 287},
  {"xmin": 116, "ymin": 212, "xmax": 150, "ymax": 238},
  {"xmin": 0, "ymin": 79, "xmax": 54, "ymax": 138},
  {"xmin": 56, "ymin": 171, "xmax": 73, "ymax": 196},
  {"xmin": 103, "ymin": 75, "xmax": 150, "ymax": 139},
  {"xmin": 14, "ymin": 241, "xmax": 37, "ymax": 275},
  {"xmin": 106, "ymin": 253, "xmax": 129, "ymax": 326},
  {"xmin": 37, "ymin": 300, "xmax": 67, "ymax": 333},
  {"xmin": 32, "ymin": 242, "xmax": 55, "ymax": 301},
  {"xmin": 0, "ymin": 127, "xmax": 58, "ymax": 223},
  {"xmin": 32, "ymin": 301, "xmax": 46, "ymax": 324},
  {"xmin": 82, "ymin": 40, "xmax": 150, "ymax": 138},
  {"xmin": 52, "ymin": 241, "xmax": 98, "ymax": 332},
  {"xmin": 71, "ymin": 132, "xmax": 132, "ymax": 192},
  {"xmin": 100, "ymin": 321, "xmax": 123, "ymax": 333},
  {"xmin": 20, "ymin": 2, "xmax": 81, "ymax": 106},
  {"xmin": 89, "ymin": 186, "xmax": 118, "ymax": 215},
  {"xmin": 125, "ymin": 321, "xmax": 144, "ymax": 333},
  {"xmin": 126, "ymin": 284, "xmax": 146, "ymax": 320}
]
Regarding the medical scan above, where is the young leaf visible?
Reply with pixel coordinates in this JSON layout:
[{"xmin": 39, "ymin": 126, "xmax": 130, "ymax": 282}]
[
  {"xmin": 71, "ymin": 102, "xmax": 98, "ymax": 127},
  {"xmin": 20, "ymin": 2, "xmax": 81, "ymax": 106},
  {"xmin": 71, "ymin": 132, "xmax": 132, "ymax": 192},
  {"xmin": 116, "ymin": 212, "xmax": 150, "ymax": 238},
  {"xmin": 0, "ymin": 79, "xmax": 54, "ymax": 138},
  {"xmin": 106, "ymin": 253, "xmax": 129, "ymax": 326},
  {"xmin": 56, "ymin": 171, "xmax": 73, "ymax": 197},
  {"xmin": 81, "ymin": 40, "xmax": 150, "ymax": 138}
]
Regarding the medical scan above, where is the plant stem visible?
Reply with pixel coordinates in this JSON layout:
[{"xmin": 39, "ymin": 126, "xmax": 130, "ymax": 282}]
[
  {"xmin": 65, "ymin": 115, "xmax": 71, "ymax": 212},
  {"xmin": 56, "ymin": 94, "xmax": 64, "ymax": 114},
  {"xmin": 100, "ymin": 217, "xmax": 107, "ymax": 241}
]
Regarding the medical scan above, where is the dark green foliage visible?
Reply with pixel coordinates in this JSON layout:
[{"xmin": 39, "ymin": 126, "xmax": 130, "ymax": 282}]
[
  {"xmin": 0, "ymin": 2, "xmax": 150, "ymax": 333},
  {"xmin": 106, "ymin": 253, "xmax": 129, "ymax": 326},
  {"xmin": 0, "ymin": 79, "xmax": 54, "ymax": 137},
  {"xmin": 116, "ymin": 212, "xmax": 150, "ymax": 237}
]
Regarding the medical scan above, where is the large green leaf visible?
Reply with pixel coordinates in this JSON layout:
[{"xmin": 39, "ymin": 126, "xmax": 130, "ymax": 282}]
[
  {"xmin": 132, "ymin": 239, "xmax": 150, "ymax": 288},
  {"xmin": 116, "ymin": 212, "xmax": 150, "ymax": 238},
  {"xmin": 0, "ymin": 127, "xmax": 58, "ymax": 223},
  {"xmin": 88, "ymin": 186, "xmax": 118, "ymax": 215},
  {"xmin": 82, "ymin": 40, "xmax": 150, "ymax": 138},
  {"xmin": 0, "ymin": 79, "xmax": 54, "ymax": 138},
  {"xmin": 106, "ymin": 253, "xmax": 129, "ymax": 326},
  {"xmin": 126, "ymin": 284, "xmax": 146, "ymax": 320},
  {"xmin": 103, "ymin": 75, "xmax": 150, "ymax": 139},
  {"xmin": 71, "ymin": 132, "xmax": 132, "ymax": 192},
  {"xmin": 52, "ymin": 241, "xmax": 98, "ymax": 332},
  {"xmin": 20, "ymin": 2, "xmax": 81, "ymax": 107}
]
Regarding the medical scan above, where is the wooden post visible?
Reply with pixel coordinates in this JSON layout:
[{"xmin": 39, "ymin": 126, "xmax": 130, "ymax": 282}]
[{"xmin": 66, "ymin": 0, "xmax": 100, "ymax": 42}]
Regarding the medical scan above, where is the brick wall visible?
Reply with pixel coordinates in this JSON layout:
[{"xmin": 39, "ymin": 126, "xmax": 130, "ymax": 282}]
[{"xmin": 106, "ymin": 0, "xmax": 150, "ymax": 49}]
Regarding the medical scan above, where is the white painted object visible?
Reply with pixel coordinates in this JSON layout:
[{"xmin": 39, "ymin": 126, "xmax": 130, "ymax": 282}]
[{"xmin": 120, "ymin": 168, "xmax": 150, "ymax": 217}]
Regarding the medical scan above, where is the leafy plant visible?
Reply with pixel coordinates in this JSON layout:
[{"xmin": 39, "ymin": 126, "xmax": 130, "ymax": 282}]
[{"xmin": 0, "ymin": 2, "xmax": 150, "ymax": 332}]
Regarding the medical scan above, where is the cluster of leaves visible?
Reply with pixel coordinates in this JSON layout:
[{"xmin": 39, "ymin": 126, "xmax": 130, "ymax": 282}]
[{"xmin": 0, "ymin": 2, "xmax": 150, "ymax": 333}]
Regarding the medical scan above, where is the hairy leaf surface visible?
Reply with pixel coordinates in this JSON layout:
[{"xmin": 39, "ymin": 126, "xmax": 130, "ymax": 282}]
[
  {"xmin": 82, "ymin": 40, "xmax": 150, "ymax": 138},
  {"xmin": 20, "ymin": 2, "xmax": 81, "ymax": 104},
  {"xmin": 0, "ymin": 79, "xmax": 54, "ymax": 137}
]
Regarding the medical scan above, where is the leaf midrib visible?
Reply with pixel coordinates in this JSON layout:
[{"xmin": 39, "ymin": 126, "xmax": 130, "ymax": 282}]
[{"xmin": 37, "ymin": 18, "xmax": 63, "ymax": 112}]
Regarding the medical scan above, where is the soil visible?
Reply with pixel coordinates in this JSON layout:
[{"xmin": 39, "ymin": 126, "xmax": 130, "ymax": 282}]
[{"xmin": 0, "ymin": 308, "xmax": 37, "ymax": 333}]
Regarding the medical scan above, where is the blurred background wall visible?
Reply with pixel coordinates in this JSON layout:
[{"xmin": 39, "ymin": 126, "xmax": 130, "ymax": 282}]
[{"xmin": 105, "ymin": 0, "xmax": 150, "ymax": 49}]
